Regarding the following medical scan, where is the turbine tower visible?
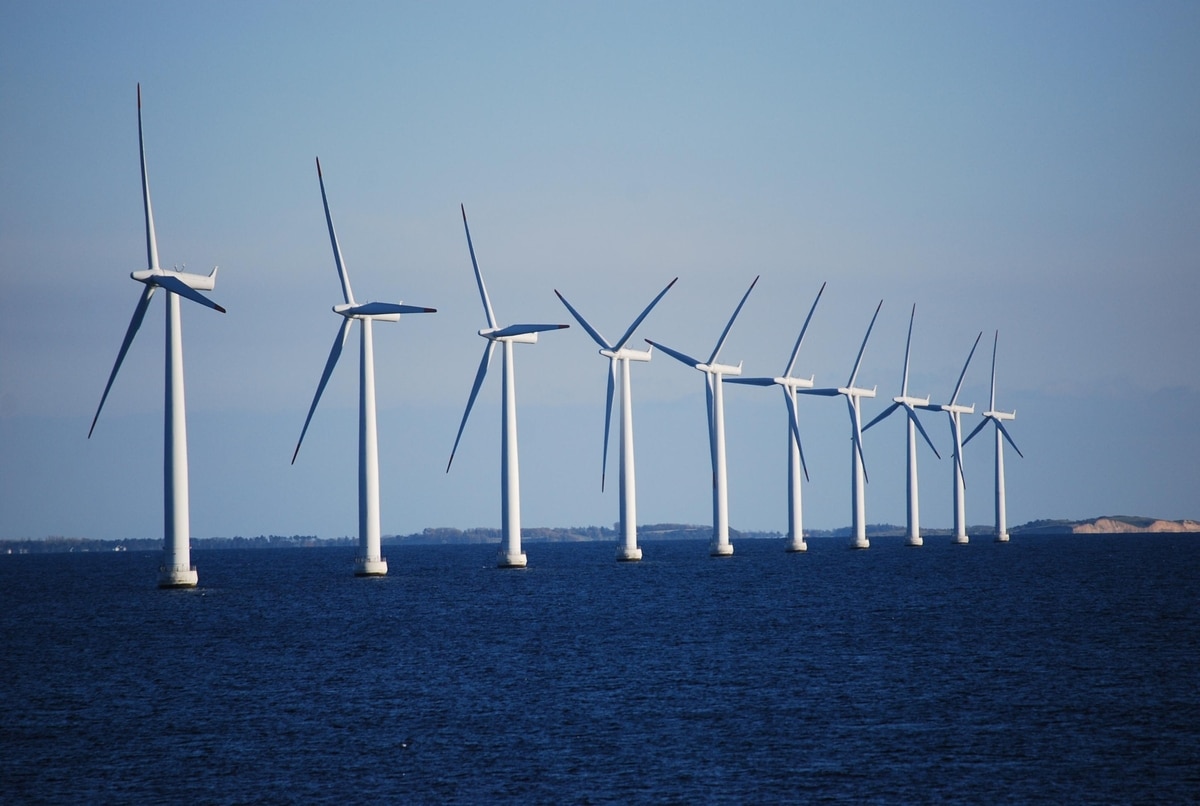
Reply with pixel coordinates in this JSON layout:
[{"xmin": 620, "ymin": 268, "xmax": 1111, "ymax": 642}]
[
  {"xmin": 447, "ymin": 205, "xmax": 568, "ymax": 569},
  {"xmin": 555, "ymin": 277, "xmax": 678, "ymax": 562},
  {"xmin": 646, "ymin": 276, "xmax": 758, "ymax": 557},
  {"xmin": 918, "ymin": 332, "xmax": 982, "ymax": 545},
  {"xmin": 963, "ymin": 331, "xmax": 1023, "ymax": 542},
  {"xmin": 799, "ymin": 301, "xmax": 882, "ymax": 550},
  {"xmin": 291, "ymin": 158, "xmax": 436, "ymax": 577},
  {"xmin": 88, "ymin": 84, "xmax": 226, "ymax": 589},
  {"xmin": 862, "ymin": 304, "xmax": 941, "ymax": 547},
  {"xmin": 728, "ymin": 281, "xmax": 826, "ymax": 553}
]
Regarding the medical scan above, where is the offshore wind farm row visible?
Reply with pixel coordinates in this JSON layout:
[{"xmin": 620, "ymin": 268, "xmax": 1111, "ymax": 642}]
[{"xmin": 89, "ymin": 87, "xmax": 1022, "ymax": 587}]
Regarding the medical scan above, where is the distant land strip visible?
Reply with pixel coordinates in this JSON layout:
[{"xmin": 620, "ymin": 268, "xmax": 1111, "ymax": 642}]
[{"xmin": 3, "ymin": 516, "xmax": 1197, "ymax": 554}]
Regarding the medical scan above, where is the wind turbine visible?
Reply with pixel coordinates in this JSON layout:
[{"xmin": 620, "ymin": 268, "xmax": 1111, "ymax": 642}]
[
  {"xmin": 862, "ymin": 304, "xmax": 941, "ymax": 547},
  {"xmin": 727, "ymin": 281, "xmax": 825, "ymax": 553},
  {"xmin": 555, "ymin": 277, "xmax": 678, "ymax": 562},
  {"xmin": 291, "ymin": 158, "xmax": 436, "ymax": 577},
  {"xmin": 918, "ymin": 331, "xmax": 982, "ymax": 545},
  {"xmin": 646, "ymin": 276, "xmax": 758, "ymax": 557},
  {"xmin": 447, "ymin": 205, "xmax": 568, "ymax": 569},
  {"xmin": 88, "ymin": 84, "xmax": 226, "ymax": 589},
  {"xmin": 963, "ymin": 331, "xmax": 1023, "ymax": 542},
  {"xmin": 799, "ymin": 300, "xmax": 882, "ymax": 549}
]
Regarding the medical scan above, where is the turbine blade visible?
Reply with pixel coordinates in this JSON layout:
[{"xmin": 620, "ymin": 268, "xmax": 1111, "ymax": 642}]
[
  {"xmin": 613, "ymin": 276, "xmax": 678, "ymax": 351},
  {"xmin": 491, "ymin": 323, "xmax": 569, "ymax": 339},
  {"xmin": 602, "ymin": 357, "xmax": 616, "ymax": 491},
  {"xmin": 901, "ymin": 303, "xmax": 916, "ymax": 396},
  {"xmin": 847, "ymin": 300, "xmax": 883, "ymax": 388},
  {"xmin": 962, "ymin": 415, "xmax": 990, "ymax": 447},
  {"xmin": 950, "ymin": 418, "xmax": 966, "ymax": 489},
  {"xmin": 784, "ymin": 281, "xmax": 826, "ymax": 378},
  {"xmin": 863, "ymin": 402, "xmax": 900, "ymax": 432},
  {"xmin": 904, "ymin": 403, "xmax": 941, "ymax": 458},
  {"xmin": 708, "ymin": 275, "xmax": 759, "ymax": 365},
  {"xmin": 316, "ymin": 158, "xmax": 355, "ymax": 305},
  {"xmin": 460, "ymin": 205, "xmax": 497, "ymax": 329},
  {"xmin": 137, "ymin": 84, "xmax": 160, "ymax": 271},
  {"xmin": 783, "ymin": 387, "xmax": 809, "ymax": 483},
  {"xmin": 725, "ymin": 376, "xmax": 777, "ymax": 386},
  {"xmin": 292, "ymin": 318, "xmax": 353, "ymax": 464},
  {"xmin": 705, "ymin": 374, "xmax": 718, "ymax": 482},
  {"xmin": 997, "ymin": 419, "xmax": 1024, "ymax": 458},
  {"xmin": 849, "ymin": 396, "xmax": 868, "ymax": 484},
  {"xmin": 644, "ymin": 339, "xmax": 702, "ymax": 368},
  {"xmin": 152, "ymin": 275, "xmax": 226, "ymax": 313},
  {"xmin": 989, "ymin": 330, "xmax": 999, "ymax": 411},
  {"xmin": 89, "ymin": 284, "xmax": 156, "ymax": 437},
  {"xmin": 446, "ymin": 341, "xmax": 496, "ymax": 472},
  {"xmin": 554, "ymin": 289, "xmax": 611, "ymax": 349},
  {"xmin": 350, "ymin": 302, "xmax": 437, "ymax": 317},
  {"xmin": 797, "ymin": 387, "xmax": 842, "ymax": 397},
  {"xmin": 950, "ymin": 331, "xmax": 983, "ymax": 406}
]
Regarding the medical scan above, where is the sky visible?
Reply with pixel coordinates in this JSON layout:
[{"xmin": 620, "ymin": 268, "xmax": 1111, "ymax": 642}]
[{"xmin": 2, "ymin": 1, "xmax": 1199, "ymax": 543}]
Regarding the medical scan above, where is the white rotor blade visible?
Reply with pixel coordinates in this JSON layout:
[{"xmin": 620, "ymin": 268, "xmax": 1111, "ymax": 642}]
[
  {"xmin": 949, "ymin": 418, "xmax": 966, "ymax": 487},
  {"xmin": 989, "ymin": 330, "xmax": 999, "ymax": 411},
  {"xmin": 705, "ymin": 373, "xmax": 718, "ymax": 483},
  {"xmin": 89, "ymin": 284, "xmax": 157, "ymax": 438},
  {"xmin": 460, "ymin": 205, "xmax": 497, "ymax": 329},
  {"xmin": 963, "ymin": 415, "xmax": 990, "ymax": 447},
  {"xmin": 950, "ymin": 331, "xmax": 983, "ymax": 406},
  {"xmin": 847, "ymin": 300, "xmax": 883, "ymax": 388},
  {"xmin": 292, "ymin": 318, "xmax": 353, "ymax": 464},
  {"xmin": 904, "ymin": 403, "xmax": 941, "ymax": 458},
  {"xmin": 137, "ymin": 84, "xmax": 159, "ymax": 271},
  {"xmin": 708, "ymin": 275, "xmax": 759, "ymax": 365},
  {"xmin": 644, "ymin": 339, "xmax": 702, "ymax": 368},
  {"xmin": 901, "ymin": 303, "xmax": 916, "ymax": 396},
  {"xmin": 316, "ymin": 158, "xmax": 355, "ymax": 306},
  {"xmin": 601, "ymin": 357, "xmax": 616, "ymax": 491},
  {"xmin": 446, "ymin": 341, "xmax": 496, "ymax": 472},
  {"xmin": 152, "ymin": 275, "xmax": 226, "ymax": 313},
  {"xmin": 863, "ymin": 401, "xmax": 900, "ymax": 432},
  {"xmin": 783, "ymin": 387, "xmax": 810, "ymax": 482},
  {"xmin": 492, "ymin": 323, "xmax": 569, "ymax": 339},
  {"xmin": 351, "ymin": 302, "xmax": 437, "ymax": 317},
  {"xmin": 784, "ymin": 281, "xmax": 826, "ymax": 378},
  {"xmin": 996, "ymin": 419, "xmax": 1024, "ymax": 458},
  {"xmin": 613, "ymin": 277, "xmax": 678, "ymax": 351},
  {"xmin": 849, "ymin": 396, "xmax": 869, "ymax": 484},
  {"xmin": 555, "ymin": 290, "xmax": 610, "ymax": 349}
]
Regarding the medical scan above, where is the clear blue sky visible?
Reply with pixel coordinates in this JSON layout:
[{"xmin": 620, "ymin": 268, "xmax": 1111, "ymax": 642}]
[{"xmin": 2, "ymin": 1, "xmax": 1198, "ymax": 541}]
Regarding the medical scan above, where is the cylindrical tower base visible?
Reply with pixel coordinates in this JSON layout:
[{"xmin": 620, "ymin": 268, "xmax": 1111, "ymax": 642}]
[
  {"xmin": 354, "ymin": 556, "xmax": 388, "ymax": 576},
  {"xmin": 786, "ymin": 538, "xmax": 807, "ymax": 553},
  {"xmin": 995, "ymin": 532, "xmax": 1010, "ymax": 543},
  {"xmin": 616, "ymin": 546, "xmax": 643, "ymax": 562},
  {"xmin": 709, "ymin": 541, "xmax": 734, "ymax": 557},
  {"xmin": 849, "ymin": 536, "xmax": 870, "ymax": 550},
  {"xmin": 905, "ymin": 535, "xmax": 923, "ymax": 547},
  {"xmin": 953, "ymin": 534, "xmax": 970, "ymax": 545},
  {"xmin": 158, "ymin": 564, "xmax": 198, "ymax": 588},
  {"xmin": 497, "ymin": 550, "xmax": 527, "ymax": 569}
]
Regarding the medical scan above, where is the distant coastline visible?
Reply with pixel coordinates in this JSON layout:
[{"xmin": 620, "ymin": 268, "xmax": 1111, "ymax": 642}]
[{"xmin": 3, "ymin": 516, "xmax": 1197, "ymax": 554}]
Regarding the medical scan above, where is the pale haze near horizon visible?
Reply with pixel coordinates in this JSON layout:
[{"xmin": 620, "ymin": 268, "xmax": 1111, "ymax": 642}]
[{"xmin": 2, "ymin": 2, "xmax": 1198, "ymax": 542}]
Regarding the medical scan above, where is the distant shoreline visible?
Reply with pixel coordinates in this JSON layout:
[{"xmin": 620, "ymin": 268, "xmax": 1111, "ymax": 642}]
[{"xmin": 3, "ymin": 516, "xmax": 1197, "ymax": 554}]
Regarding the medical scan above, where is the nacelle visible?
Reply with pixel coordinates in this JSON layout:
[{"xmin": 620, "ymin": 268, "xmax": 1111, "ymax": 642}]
[
  {"xmin": 480, "ymin": 328, "xmax": 538, "ymax": 344},
  {"xmin": 840, "ymin": 385, "xmax": 877, "ymax": 399},
  {"xmin": 983, "ymin": 409, "xmax": 1016, "ymax": 421},
  {"xmin": 601, "ymin": 348, "xmax": 653, "ymax": 362},
  {"xmin": 943, "ymin": 403, "xmax": 975, "ymax": 415},
  {"xmin": 776, "ymin": 375, "xmax": 815, "ymax": 389},
  {"xmin": 132, "ymin": 266, "xmax": 218, "ymax": 290},
  {"xmin": 700, "ymin": 361, "xmax": 743, "ymax": 376},
  {"xmin": 333, "ymin": 303, "xmax": 400, "ymax": 322},
  {"xmin": 894, "ymin": 394, "xmax": 930, "ymax": 406}
]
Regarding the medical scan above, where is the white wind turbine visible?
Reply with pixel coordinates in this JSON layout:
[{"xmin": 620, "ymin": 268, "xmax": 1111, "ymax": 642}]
[
  {"xmin": 291, "ymin": 158, "xmax": 436, "ymax": 577},
  {"xmin": 727, "ymin": 281, "xmax": 825, "ymax": 553},
  {"xmin": 646, "ymin": 276, "xmax": 759, "ymax": 557},
  {"xmin": 799, "ymin": 301, "xmax": 882, "ymax": 550},
  {"xmin": 963, "ymin": 331, "xmax": 1023, "ymax": 542},
  {"xmin": 555, "ymin": 277, "xmax": 678, "ymax": 562},
  {"xmin": 88, "ymin": 84, "xmax": 225, "ymax": 589},
  {"xmin": 862, "ymin": 304, "xmax": 941, "ymax": 547},
  {"xmin": 918, "ymin": 331, "xmax": 982, "ymax": 545},
  {"xmin": 447, "ymin": 205, "xmax": 568, "ymax": 569}
]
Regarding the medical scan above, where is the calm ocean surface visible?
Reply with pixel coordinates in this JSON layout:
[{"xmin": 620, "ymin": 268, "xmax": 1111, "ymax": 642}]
[{"xmin": 2, "ymin": 535, "xmax": 1197, "ymax": 804}]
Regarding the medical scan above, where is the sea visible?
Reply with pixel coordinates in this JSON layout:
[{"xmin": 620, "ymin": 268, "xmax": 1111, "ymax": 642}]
[{"xmin": 2, "ymin": 534, "xmax": 1197, "ymax": 804}]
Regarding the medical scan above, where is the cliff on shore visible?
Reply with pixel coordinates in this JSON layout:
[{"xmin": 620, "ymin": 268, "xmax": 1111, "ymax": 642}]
[{"xmin": 1014, "ymin": 516, "xmax": 1200, "ymax": 535}]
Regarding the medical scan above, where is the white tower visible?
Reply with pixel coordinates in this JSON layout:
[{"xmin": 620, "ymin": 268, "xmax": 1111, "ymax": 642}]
[
  {"xmin": 291, "ymin": 158, "xmax": 435, "ymax": 577},
  {"xmin": 89, "ymin": 85, "xmax": 226, "ymax": 589},
  {"xmin": 728, "ymin": 282, "xmax": 825, "ymax": 552},
  {"xmin": 963, "ymin": 331, "xmax": 1023, "ymax": 542},
  {"xmin": 918, "ymin": 332, "xmax": 982, "ymax": 545},
  {"xmin": 862, "ymin": 304, "xmax": 941, "ymax": 546},
  {"xmin": 447, "ymin": 206, "xmax": 568, "ymax": 568},
  {"xmin": 555, "ymin": 278, "xmax": 678, "ymax": 561},
  {"xmin": 800, "ymin": 301, "xmax": 882, "ymax": 549},
  {"xmin": 647, "ymin": 276, "xmax": 758, "ymax": 557}
]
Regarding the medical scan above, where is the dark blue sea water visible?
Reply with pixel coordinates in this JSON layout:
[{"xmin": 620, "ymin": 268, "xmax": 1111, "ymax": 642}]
[{"xmin": 2, "ymin": 535, "xmax": 1198, "ymax": 804}]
